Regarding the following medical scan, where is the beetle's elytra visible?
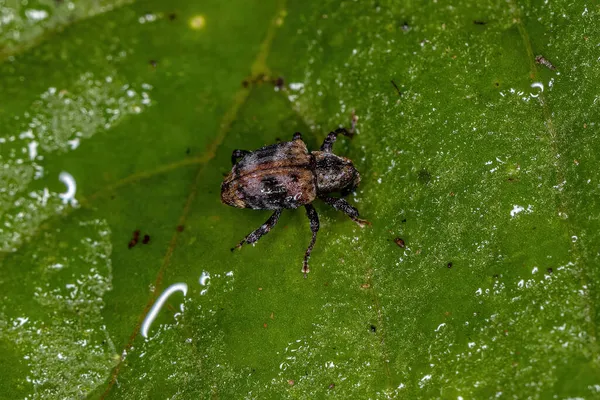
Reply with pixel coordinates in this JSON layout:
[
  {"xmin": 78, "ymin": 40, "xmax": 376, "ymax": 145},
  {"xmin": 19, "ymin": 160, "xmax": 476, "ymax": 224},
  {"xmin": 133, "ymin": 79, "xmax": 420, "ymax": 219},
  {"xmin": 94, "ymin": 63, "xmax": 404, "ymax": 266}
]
[{"xmin": 221, "ymin": 128, "xmax": 368, "ymax": 276}]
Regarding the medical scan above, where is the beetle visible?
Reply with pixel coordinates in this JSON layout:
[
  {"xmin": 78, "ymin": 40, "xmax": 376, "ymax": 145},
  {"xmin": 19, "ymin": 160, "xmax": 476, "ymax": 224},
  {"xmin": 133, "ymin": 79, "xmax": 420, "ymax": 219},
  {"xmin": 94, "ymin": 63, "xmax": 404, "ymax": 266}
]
[{"xmin": 221, "ymin": 127, "xmax": 368, "ymax": 276}]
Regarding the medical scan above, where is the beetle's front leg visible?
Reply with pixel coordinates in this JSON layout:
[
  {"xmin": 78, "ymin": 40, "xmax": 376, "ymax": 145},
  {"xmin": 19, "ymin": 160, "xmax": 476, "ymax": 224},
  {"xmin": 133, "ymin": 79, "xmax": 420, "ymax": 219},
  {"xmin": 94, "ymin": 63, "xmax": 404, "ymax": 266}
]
[
  {"xmin": 302, "ymin": 204, "xmax": 320, "ymax": 277},
  {"xmin": 319, "ymin": 196, "xmax": 370, "ymax": 227},
  {"xmin": 320, "ymin": 128, "xmax": 353, "ymax": 153},
  {"xmin": 231, "ymin": 149, "xmax": 251, "ymax": 165},
  {"xmin": 232, "ymin": 209, "xmax": 282, "ymax": 251}
]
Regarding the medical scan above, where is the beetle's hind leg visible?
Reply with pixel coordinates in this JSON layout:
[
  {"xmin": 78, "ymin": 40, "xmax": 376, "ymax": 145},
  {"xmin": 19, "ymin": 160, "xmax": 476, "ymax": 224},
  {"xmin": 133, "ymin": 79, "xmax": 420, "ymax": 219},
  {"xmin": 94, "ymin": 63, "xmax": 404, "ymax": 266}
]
[
  {"xmin": 232, "ymin": 209, "xmax": 282, "ymax": 251},
  {"xmin": 320, "ymin": 128, "xmax": 354, "ymax": 152},
  {"xmin": 302, "ymin": 204, "xmax": 320, "ymax": 277},
  {"xmin": 319, "ymin": 196, "xmax": 370, "ymax": 227},
  {"xmin": 292, "ymin": 131, "xmax": 303, "ymax": 141},
  {"xmin": 231, "ymin": 149, "xmax": 251, "ymax": 165}
]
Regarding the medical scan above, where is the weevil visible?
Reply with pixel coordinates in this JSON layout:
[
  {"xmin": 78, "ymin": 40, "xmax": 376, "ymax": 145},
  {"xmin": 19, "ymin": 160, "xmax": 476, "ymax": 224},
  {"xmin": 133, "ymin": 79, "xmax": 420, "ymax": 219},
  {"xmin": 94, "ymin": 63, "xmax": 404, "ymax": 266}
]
[{"xmin": 221, "ymin": 128, "xmax": 368, "ymax": 276}]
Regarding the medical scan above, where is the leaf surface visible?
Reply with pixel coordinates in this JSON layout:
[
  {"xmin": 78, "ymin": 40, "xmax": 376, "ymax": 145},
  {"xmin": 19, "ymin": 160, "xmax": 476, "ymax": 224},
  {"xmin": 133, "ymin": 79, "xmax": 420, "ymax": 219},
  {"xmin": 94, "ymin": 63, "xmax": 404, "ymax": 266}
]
[{"xmin": 0, "ymin": 0, "xmax": 599, "ymax": 398}]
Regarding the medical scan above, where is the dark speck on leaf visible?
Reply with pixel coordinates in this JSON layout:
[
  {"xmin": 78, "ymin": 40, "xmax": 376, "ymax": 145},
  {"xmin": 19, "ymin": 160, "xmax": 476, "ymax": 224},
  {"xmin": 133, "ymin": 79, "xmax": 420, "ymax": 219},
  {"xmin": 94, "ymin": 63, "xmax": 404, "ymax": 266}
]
[
  {"xmin": 176, "ymin": 225, "xmax": 185, "ymax": 232},
  {"xmin": 274, "ymin": 76, "xmax": 284, "ymax": 89},
  {"xmin": 401, "ymin": 218, "xmax": 407, "ymax": 223},
  {"xmin": 370, "ymin": 325, "xmax": 377, "ymax": 333},
  {"xmin": 401, "ymin": 22, "xmax": 410, "ymax": 32},
  {"xmin": 473, "ymin": 20, "xmax": 487, "ymax": 25},
  {"xmin": 149, "ymin": 59, "xmax": 157, "ymax": 68},
  {"xmin": 394, "ymin": 237, "xmax": 405, "ymax": 248},
  {"xmin": 329, "ymin": 383, "xmax": 335, "ymax": 389},
  {"xmin": 129, "ymin": 230, "xmax": 141, "ymax": 248},
  {"xmin": 535, "ymin": 55, "xmax": 556, "ymax": 70},
  {"xmin": 390, "ymin": 80, "xmax": 402, "ymax": 96},
  {"xmin": 186, "ymin": 147, "xmax": 191, "ymax": 155},
  {"xmin": 418, "ymin": 168, "xmax": 431, "ymax": 184},
  {"xmin": 242, "ymin": 80, "xmax": 249, "ymax": 88},
  {"xmin": 547, "ymin": 267, "xmax": 553, "ymax": 274},
  {"xmin": 447, "ymin": 262, "xmax": 453, "ymax": 269},
  {"xmin": 168, "ymin": 13, "xmax": 177, "ymax": 20},
  {"xmin": 142, "ymin": 234, "xmax": 150, "ymax": 244}
]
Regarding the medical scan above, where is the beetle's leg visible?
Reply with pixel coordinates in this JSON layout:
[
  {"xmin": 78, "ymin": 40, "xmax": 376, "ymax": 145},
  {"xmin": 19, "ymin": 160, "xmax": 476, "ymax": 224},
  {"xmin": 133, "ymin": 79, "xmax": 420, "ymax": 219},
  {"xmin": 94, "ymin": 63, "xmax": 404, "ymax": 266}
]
[
  {"xmin": 231, "ymin": 149, "xmax": 251, "ymax": 165},
  {"xmin": 319, "ymin": 196, "xmax": 371, "ymax": 227},
  {"xmin": 232, "ymin": 209, "xmax": 282, "ymax": 251},
  {"xmin": 302, "ymin": 204, "xmax": 320, "ymax": 277},
  {"xmin": 320, "ymin": 127, "xmax": 354, "ymax": 152},
  {"xmin": 292, "ymin": 131, "xmax": 302, "ymax": 141}
]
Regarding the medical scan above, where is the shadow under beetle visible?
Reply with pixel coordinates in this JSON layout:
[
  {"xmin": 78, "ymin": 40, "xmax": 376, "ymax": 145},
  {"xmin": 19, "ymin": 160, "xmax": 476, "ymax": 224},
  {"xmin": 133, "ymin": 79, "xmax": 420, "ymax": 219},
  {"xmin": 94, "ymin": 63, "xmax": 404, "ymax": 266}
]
[{"xmin": 221, "ymin": 128, "xmax": 368, "ymax": 276}]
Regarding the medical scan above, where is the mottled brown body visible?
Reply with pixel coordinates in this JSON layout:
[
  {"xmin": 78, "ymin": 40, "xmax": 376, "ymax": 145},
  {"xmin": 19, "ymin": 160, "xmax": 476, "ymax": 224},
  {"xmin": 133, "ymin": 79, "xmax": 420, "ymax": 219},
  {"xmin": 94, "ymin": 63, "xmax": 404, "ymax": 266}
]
[
  {"xmin": 221, "ymin": 128, "xmax": 368, "ymax": 276},
  {"xmin": 221, "ymin": 139, "xmax": 317, "ymax": 210}
]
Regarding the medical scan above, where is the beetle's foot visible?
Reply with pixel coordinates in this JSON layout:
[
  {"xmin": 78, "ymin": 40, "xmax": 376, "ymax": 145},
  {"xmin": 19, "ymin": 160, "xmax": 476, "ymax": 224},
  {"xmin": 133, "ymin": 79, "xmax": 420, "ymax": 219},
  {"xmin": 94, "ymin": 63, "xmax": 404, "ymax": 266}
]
[
  {"xmin": 355, "ymin": 218, "xmax": 371, "ymax": 228},
  {"xmin": 302, "ymin": 263, "xmax": 310, "ymax": 277},
  {"xmin": 350, "ymin": 109, "xmax": 358, "ymax": 134},
  {"xmin": 231, "ymin": 242, "xmax": 244, "ymax": 252}
]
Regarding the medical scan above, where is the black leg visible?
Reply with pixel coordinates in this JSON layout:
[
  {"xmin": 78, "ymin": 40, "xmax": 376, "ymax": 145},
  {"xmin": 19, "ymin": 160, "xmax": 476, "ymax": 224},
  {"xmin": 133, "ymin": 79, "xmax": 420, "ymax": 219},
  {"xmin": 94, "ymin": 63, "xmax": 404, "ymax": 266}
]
[
  {"xmin": 320, "ymin": 127, "xmax": 354, "ymax": 152},
  {"xmin": 232, "ymin": 210, "xmax": 282, "ymax": 251},
  {"xmin": 303, "ymin": 204, "xmax": 320, "ymax": 276},
  {"xmin": 292, "ymin": 131, "xmax": 302, "ymax": 141},
  {"xmin": 231, "ymin": 149, "xmax": 251, "ymax": 165},
  {"xmin": 319, "ymin": 196, "xmax": 370, "ymax": 227}
]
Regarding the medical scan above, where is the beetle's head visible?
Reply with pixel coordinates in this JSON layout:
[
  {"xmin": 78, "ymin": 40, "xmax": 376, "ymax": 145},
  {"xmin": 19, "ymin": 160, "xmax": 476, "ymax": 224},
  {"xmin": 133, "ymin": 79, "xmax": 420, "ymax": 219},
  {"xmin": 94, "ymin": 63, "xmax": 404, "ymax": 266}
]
[{"xmin": 312, "ymin": 151, "xmax": 360, "ymax": 196}]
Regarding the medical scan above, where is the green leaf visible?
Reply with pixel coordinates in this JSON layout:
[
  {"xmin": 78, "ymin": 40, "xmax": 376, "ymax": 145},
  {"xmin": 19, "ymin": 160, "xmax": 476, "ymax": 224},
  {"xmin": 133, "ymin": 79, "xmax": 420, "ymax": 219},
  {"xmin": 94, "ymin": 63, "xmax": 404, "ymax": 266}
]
[{"xmin": 1, "ymin": 0, "xmax": 599, "ymax": 398}]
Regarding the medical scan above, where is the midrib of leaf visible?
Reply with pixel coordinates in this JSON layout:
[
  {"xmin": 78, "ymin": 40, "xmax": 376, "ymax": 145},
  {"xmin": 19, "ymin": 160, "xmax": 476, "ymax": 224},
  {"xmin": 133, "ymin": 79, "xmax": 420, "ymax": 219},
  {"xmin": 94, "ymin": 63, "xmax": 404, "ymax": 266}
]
[
  {"xmin": 510, "ymin": 0, "xmax": 599, "ymax": 358},
  {"xmin": 99, "ymin": 0, "xmax": 286, "ymax": 396}
]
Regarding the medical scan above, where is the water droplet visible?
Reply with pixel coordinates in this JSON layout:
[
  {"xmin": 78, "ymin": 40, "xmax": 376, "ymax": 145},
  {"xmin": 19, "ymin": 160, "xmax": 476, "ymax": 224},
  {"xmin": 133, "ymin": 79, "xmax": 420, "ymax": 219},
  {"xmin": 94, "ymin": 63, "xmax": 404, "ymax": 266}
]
[
  {"xmin": 58, "ymin": 171, "xmax": 77, "ymax": 206},
  {"xmin": 141, "ymin": 283, "xmax": 188, "ymax": 339}
]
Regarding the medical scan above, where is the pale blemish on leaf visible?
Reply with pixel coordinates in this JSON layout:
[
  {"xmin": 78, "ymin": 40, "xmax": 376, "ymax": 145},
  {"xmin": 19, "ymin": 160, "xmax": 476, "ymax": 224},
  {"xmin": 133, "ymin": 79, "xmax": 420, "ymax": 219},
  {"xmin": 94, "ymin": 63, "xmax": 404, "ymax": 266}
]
[{"xmin": 0, "ymin": 219, "xmax": 116, "ymax": 399}]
